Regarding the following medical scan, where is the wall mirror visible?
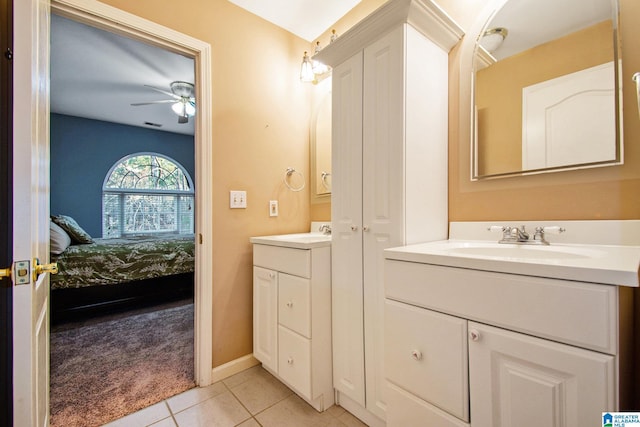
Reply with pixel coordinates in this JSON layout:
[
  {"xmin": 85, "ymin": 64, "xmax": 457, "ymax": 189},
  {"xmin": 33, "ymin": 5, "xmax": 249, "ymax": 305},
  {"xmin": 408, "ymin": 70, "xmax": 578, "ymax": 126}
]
[
  {"xmin": 310, "ymin": 90, "xmax": 332, "ymax": 202},
  {"xmin": 471, "ymin": 0, "xmax": 623, "ymax": 179}
]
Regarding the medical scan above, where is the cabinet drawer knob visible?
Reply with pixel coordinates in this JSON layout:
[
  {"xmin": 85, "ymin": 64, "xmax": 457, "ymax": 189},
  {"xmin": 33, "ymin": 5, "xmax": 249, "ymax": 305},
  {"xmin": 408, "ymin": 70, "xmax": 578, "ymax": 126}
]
[
  {"xmin": 469, "ymin": 329, "xmax": 481, "ymax": 342},
  {"xmin": 411, "ymin": 350, "xmax": 422, "ymax": 361},
  {"xmin": 269, "ymin": 272, "xmax": 276, "ymax": 279},
  {"xmin": 363, "ymin": 226, "xmax": 369, "ymax": 232},
  {"xmin": 286, "ymin": 301, "xmax": 293, "ymax": 308},
  {"xmin": 287, "ymin": 357, "xmax": 294, "ymax": 365},
  {"xmin": 351, "ymin": 225, "xmax": 358, "ymax": 231}
]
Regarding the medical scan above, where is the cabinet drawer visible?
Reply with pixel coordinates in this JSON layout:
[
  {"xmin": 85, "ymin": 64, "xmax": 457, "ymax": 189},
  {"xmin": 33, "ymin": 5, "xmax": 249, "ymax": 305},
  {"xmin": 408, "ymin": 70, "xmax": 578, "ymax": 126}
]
[
  {"xmin": 387, "ymin": 383, "xmax": 470, "ymax": 427},
  {"xmin": 385, "ymin": 299, "xmax": 469, "ymax": 421},
  {"xmin": 278, "ymin": 326, "xmax": 311, "ymax": 399},
  {"xmin": 385, "ymin": 260, "xmax": 618, "ymax": 354},
  {"xmin": 253, "ymin": 244, "xmax": 311, "ymax": 278},
  {"xmin": 278, "ymin": 273, "xmax": 311, "ymax": 338}
]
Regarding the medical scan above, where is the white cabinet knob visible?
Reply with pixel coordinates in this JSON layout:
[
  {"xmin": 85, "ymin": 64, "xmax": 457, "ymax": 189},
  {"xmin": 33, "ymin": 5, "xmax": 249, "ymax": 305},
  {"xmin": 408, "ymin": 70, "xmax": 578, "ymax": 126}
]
[
  {"xmin": 269, "ymin": 272, "xmax": 276, "ymax": 279},
  {"xmin": 286, "ymin": 301, "xmax": 293, "ymax": 308},
  {"xmin": 363, "ymin": 226, "xmax": 369, "ymax": 232},
  {"xmin": 469, "ymin": 329, "xmax": 481, "ymax": 342},
  {"xmin": 287, "ymin": 357, "xmax": 294, "ymax": 365},
  {"xmin": 411, "ymin": 350, "xmax": 422, "ymax": 361},
  {"xmin": 351, "ymin": 225, "xmax": 358, "ymax": 231}
]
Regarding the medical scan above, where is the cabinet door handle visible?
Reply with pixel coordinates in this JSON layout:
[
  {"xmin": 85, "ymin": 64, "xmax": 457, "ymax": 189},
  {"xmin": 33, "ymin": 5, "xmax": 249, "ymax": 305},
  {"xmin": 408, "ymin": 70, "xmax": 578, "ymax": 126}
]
[
  {"xmin": 363, "ymin": 226, "xmax": 369, "ymax": 232},
  {"xmin": 351, "ymin": 225, "xmax": 358, "ymax": 232},
  {"xmin": 287, "ymin": 357, "xmax": 294, "ymax": 365},
  {"xmin": 286, "ymin": 301, "xmax": 293, "ymax": 308},
  {"xmin": 469, "ymin": 329, "xmax": 481, "ymax": 342},
  {"xmin": 411, "ymin": 349, "xmax": 422, "ymax": 361},
  {"xmin": 269, "ymin": 272, "xmax": 276, "ymax": 279}
]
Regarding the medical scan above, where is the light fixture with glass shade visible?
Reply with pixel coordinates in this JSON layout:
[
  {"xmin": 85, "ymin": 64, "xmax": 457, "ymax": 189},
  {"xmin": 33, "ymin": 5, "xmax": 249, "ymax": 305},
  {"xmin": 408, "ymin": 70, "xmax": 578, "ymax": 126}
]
[
  {"xmin": 300, "ymin": 51, "xmax": 315, "ymax": 82},
  {"xmin": 481, "ymin": 27, "xmax": 508, "ymax": 53}
]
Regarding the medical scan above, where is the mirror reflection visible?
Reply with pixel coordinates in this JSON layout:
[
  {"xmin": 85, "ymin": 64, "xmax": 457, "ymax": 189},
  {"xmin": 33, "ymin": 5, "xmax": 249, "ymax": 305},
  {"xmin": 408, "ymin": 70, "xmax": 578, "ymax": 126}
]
[
  {"xmin": 311, "ymin": 89, "xmax": 331, "ymax": 201},
  {"xmin": 472, "ymin": 0, "xmax": 622, "ymax": 179}
]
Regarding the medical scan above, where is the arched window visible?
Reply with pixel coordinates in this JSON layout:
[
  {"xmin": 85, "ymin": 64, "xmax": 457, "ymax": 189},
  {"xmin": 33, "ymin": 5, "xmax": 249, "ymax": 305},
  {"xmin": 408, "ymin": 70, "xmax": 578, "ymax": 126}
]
[{"xmin": 102, "ymin": 153, "xmax": 194, "ymax": 238}]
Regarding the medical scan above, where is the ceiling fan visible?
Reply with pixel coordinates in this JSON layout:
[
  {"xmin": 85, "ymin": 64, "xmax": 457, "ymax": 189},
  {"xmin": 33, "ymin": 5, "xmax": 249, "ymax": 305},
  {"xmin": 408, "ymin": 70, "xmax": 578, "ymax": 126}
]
[{"xmin": 131, "ymin": 81, "xmax": 196, "ymax": 124}]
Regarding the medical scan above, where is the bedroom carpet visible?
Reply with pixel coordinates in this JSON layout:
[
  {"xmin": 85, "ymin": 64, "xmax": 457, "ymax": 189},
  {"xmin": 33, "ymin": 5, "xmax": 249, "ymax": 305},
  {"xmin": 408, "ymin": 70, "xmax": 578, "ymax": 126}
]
[{"xmin": 50, "ymin": 300, "xmax": 195, "ymax": 427}]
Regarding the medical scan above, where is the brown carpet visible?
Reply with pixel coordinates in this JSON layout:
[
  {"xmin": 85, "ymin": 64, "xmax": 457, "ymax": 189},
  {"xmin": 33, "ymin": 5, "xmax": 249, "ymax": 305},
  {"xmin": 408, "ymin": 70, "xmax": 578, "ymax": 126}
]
[{"xmin": 50, "ymin": 300, "xmax": 195, "ymax": 427}]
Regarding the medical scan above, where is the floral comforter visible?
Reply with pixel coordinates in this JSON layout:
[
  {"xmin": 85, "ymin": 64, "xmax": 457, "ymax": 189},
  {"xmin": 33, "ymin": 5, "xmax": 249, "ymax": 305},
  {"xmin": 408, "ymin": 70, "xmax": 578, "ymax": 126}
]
[{"xmin": 50, "ymin": 234, "xmax": 195, "ymax": 290}]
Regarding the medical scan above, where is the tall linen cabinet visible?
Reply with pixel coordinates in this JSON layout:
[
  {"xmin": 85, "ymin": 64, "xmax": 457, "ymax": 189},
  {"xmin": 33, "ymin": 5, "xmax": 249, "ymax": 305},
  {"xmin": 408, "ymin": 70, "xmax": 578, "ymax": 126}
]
[{"xmin": 314, "ymin": 1, "xmax": 463, "ymax": 425}]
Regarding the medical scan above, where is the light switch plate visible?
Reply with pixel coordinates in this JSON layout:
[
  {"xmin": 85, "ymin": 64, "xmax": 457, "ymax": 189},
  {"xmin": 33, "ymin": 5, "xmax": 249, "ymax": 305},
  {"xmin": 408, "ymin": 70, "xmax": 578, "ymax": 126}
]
[{"xmin": 230, "ymin": 190, "xmax": 247, "ymax": 208}]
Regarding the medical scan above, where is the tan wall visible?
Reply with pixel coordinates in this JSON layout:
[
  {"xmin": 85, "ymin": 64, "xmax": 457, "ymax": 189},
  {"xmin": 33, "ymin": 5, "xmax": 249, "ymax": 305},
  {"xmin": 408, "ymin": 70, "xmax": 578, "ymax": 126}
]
[
  {"xmin": 448, "ymin": 0, "xmax": 640, "ymax": 221},
  {"xmin": 476, "ymin": 21, "xmax": 614, "ymax": 176},
  {"xmin": 97, "ymin": 0, "xmax": 315, "ymax": 367}
]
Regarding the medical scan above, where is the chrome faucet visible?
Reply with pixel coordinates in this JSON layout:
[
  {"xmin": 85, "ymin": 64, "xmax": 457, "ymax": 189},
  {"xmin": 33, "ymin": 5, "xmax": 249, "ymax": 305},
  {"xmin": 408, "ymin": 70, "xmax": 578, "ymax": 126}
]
[
  {"xmin": 319, "ymin": 224, "xmax": 332, "ymax": 235},
  {"xmin": 489, "ymin": 225, "xmax": 565, "ymax": 245},
  {"xmin": 501, "ymin": 225, "xmax": 529, "ymax": 243}
]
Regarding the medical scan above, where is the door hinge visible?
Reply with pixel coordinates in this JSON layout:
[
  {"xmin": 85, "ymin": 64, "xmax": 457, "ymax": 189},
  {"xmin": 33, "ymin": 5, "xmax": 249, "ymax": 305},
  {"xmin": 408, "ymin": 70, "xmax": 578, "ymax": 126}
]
[{"xmin": 4, "ymin": 48, "xmax": 12, "ymax": 60}]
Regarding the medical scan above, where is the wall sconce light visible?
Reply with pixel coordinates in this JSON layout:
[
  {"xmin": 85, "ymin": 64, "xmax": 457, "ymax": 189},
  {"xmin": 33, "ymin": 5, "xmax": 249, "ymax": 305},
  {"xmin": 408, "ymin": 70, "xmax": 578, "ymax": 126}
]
[
  {"xmin": 312, "ymin": 41, "xmax": 329, "ymax": 75},
  {"xmin": 481, "ymin": 27, "xmax": 508, "ymax": 53},
  {"xmin": 300, "ymin": 30, "xmax": 337, "ymax": 84},
  {"xmin": 300, "ymin": 51, "xmax": 315, "ymax": 82}
]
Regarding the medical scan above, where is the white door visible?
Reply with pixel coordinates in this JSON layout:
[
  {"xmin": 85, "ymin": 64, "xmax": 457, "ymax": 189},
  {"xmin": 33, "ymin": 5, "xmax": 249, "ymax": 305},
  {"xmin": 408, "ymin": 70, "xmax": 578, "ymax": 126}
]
[
  {"xmin": 469, "ymin": 322, "xmax": 615, "ymax": 427},
  {"xmin": 13, "ymin": 0, "xmax": 51, "ymax": 425},
  {"xmin": 331, "ymin": 50, "xmax": 365, "ymax": 406}
]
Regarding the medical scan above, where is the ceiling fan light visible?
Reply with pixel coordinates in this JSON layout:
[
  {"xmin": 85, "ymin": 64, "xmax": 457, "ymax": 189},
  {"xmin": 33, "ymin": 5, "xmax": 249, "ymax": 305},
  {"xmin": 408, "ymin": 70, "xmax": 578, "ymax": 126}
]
[
  {"xmin": 172, "ymin": 101, "xmax": 186, "ymax": 116},
  {"xmin": 185, "ymin": 102, "xmax": 196, "ymax": 117}
]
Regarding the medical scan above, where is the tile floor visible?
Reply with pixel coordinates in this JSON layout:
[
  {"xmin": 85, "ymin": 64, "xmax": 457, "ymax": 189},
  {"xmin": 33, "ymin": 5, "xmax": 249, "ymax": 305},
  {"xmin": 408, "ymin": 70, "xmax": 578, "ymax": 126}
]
[{"xmin": 102, "ymin": 365, "xmax": 368, "ymax": 427}]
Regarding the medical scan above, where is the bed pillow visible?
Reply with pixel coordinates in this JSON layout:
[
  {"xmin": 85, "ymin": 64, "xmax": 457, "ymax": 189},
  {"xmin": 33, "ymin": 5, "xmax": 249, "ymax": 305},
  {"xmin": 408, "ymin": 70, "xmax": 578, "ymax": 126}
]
[
  {"xmin": 50, "ymin": 220, "xmax": 72, "ymax": 254},
  {"xmin": 51, "ymin": 215, "xmax": 94, "ymax": 244}
]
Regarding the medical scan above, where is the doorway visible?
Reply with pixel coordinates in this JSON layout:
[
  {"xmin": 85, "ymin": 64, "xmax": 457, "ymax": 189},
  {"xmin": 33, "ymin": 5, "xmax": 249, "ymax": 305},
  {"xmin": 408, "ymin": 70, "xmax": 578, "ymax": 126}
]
[{"xmin": 48, "ymin": 0, "xmax": 214, "ymax": 422}]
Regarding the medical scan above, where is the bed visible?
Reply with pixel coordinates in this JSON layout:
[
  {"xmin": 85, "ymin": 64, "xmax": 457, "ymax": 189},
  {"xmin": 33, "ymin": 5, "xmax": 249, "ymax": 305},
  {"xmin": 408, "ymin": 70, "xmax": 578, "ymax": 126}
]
[{"xmin": 50, "ymin": 233, "xmax": 195, "ymax": 323}]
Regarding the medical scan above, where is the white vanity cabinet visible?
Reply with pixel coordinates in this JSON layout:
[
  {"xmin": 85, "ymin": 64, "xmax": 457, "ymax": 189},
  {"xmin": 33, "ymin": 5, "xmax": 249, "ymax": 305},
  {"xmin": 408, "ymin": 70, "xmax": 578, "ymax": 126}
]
[
  {"xmin": 251, "ymin": 239, "xmax": 333, "ymax": 412},
  {"xmin": 314, "ymin": 1, "xmax": 463, "ymax": 424},
  {"xmin": 384, "ymin": 257, "xmax": 634, "ymax": 427}
]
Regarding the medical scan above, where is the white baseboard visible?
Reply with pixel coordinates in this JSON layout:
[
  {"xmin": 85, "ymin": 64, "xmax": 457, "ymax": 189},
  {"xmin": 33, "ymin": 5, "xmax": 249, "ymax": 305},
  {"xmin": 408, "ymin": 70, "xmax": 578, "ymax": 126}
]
[{"xmin": 210, "ymin": 354, "xmax": 260, "ymax": 383}]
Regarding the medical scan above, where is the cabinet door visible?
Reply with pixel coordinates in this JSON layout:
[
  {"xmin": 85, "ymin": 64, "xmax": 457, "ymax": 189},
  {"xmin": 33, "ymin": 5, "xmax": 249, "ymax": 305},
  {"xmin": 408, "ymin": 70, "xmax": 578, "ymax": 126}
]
[
  {"xmin": 331, "ymin": 50, "xmax": 366, "ymax": 406},
  {"xmin": 469, "ymin": 322, "xmax": 615, "ymax": 427},
  {"xmin": 362, "ymin": 25, "xmax": 405, "ymax": 420},
  {"xmin": 253, "ymin": 266, "xmax": 278, "ymax": 372}
]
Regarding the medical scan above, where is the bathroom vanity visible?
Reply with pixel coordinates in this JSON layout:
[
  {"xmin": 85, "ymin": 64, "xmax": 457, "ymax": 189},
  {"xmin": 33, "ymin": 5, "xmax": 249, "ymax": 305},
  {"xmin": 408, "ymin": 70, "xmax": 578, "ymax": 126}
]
[
  {"xmin": 250, "ymin": 230, "xmax": 333, "ymax": 412},
  {"xmin": 384, "ymin": 221, "xmax": 640, "ymax": 427}
]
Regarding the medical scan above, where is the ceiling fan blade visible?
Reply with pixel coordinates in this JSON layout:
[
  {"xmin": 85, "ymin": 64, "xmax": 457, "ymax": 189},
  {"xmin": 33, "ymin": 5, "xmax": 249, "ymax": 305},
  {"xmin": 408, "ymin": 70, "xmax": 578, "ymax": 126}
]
[
  {"xmin": 144, "ymin": 85, "xmax": 180, "ymax": 99},
  {"xmin": 131, "ymin": 100, "xmax": 177, "ymax": 106}
]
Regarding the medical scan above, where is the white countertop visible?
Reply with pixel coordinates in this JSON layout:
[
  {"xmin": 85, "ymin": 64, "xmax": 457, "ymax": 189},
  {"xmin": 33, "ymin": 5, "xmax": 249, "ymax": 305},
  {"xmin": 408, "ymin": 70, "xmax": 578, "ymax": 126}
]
[
  {"xmin": 250, "ymin": 233, "xmax": 331, "ymax": 250},
  {"xmin": 385, "ymin": 239, "xmax": 640, "ymax": 286}
]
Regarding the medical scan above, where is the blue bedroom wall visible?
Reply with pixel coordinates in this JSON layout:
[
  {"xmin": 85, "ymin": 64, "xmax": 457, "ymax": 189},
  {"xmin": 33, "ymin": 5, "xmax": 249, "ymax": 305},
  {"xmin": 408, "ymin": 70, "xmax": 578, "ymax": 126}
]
[{"xmin": 50, "ymin": 113, "xmax": 195, "ymax": 237}]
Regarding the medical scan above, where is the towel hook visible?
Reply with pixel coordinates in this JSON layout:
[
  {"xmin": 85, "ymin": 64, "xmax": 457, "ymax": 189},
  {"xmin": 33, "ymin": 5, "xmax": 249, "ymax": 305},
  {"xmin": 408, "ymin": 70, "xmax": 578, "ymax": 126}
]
[
  {"xmin": 633, "ymin": 72, "xmax": 640, "ymax": 119},
  {"xmin": 284, "ymin": 167, "xmax": 305, "ymax": 192}
]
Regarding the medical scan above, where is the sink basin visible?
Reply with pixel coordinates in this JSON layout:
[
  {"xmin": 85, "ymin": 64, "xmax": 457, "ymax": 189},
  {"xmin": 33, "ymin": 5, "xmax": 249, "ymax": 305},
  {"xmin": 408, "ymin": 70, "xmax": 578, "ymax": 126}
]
[
  {"xmin": 250, "ymin": 232, "xmax": 331, "ymax": 249},
  {"xmin": 441, "ymin": 242, "xmax": 606, "ymax": 261},
  {"xmin": 384, "ymin": 239, "xmax": 640, "ymax": 286}
]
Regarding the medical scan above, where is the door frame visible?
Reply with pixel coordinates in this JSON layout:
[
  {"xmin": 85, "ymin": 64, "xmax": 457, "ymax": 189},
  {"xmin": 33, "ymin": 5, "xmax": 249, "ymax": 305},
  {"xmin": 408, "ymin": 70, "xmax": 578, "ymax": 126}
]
[
  {"xmin": 1, "ymin": 0, "xmax": 13, "ymax": 424},
  {"xmin": 51, "ymin": 0, "xmax": 214, "ymax": 386}
]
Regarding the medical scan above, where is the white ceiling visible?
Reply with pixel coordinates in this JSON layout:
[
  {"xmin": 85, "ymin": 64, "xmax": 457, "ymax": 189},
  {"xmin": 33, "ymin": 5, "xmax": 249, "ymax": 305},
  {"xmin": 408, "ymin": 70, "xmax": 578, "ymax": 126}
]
[
  {"xmin": 51, "ymin": 14, "xmax": 196, "ymax": 135},
  {"xmin": 482, "ymin": 0, "xmax": 613, "ymax": 60},
  {"xmin": 227, "ymin": 0, "xmax": 361, "ymax": 42}
]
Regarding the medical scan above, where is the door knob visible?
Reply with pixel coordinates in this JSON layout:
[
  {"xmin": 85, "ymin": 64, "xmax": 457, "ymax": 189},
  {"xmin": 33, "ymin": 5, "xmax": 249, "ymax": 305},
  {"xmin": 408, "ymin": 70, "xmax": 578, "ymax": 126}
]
[
  {"xmin": 33, "ymin": 258, "xmax": 58, "ymax": 281},
  {"xmin": 0, "ymin": 265, "xmax": 11, "ymax": 279}
]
